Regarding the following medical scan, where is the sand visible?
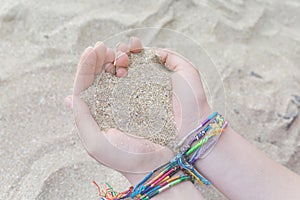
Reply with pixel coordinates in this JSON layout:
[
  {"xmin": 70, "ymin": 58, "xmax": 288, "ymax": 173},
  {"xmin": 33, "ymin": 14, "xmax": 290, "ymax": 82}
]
[
  {"xmin": 1, "ymin": 0, "xmax": 300, "ymax": 199},
  {"xmin": 82, "ymin": 50, "xmax": 178, "ymax": 150}
]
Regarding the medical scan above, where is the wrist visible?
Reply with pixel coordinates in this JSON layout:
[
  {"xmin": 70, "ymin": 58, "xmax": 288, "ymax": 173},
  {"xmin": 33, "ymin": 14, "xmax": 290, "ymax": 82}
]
[
  {"xmin": 123, "ymin": 172, "xmax": 204, "ymax": 200},
  {"xmin": 123, "ymin": 172, "xmax": 149, "ymax": 185},
  {"xmin": 119, "ymin": 109, "xmax": 216, "ymax": 200},
  {"xmin": 200, "ymin": 105, "xmax": 212, "ymax": 122},
  {"xmin": 193, "ymin": 118, "xmax": 231, "ymax": 180},
  {"xmin": 152, "ymin": 180, "xmax": 204, "ymax": 200}
]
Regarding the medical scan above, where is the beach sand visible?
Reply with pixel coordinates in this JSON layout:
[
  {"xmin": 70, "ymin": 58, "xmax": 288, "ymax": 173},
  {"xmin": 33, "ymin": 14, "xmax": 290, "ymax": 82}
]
[
  {"xmin": 1, "ymin": 0, "xmax": 300, "ymax": 199},
  {"xmin": 81, "ymin": 49, "xmax": 178, "ymax": 150}
]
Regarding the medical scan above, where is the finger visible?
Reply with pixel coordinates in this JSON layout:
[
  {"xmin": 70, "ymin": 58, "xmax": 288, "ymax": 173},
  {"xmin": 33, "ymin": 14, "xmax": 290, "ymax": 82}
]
[
  {"xmin": 155, "ymin": 49, "xmax": 209, "ymax": 137},
  {"xmin": 116, "ymin": 42, "xmax": 130, "ymax": 54},
  {"xmin": 79, "ymin": 46, "xmax": 91, "ymax": 62},
  {"xmin": 73, "ymin": 96, "xmax": 115, "ymax": 164},
  {"xmin": 116, "ymin": 42, "xmax": 130, "ymax": 77},
  {"xmin": 129, "ymin": 37, "xmax": 143, "ymax": 53},
  {"xmin": 155, "ymin": 48, "xmax": 204, "ymax": 95},
  {"xmin": 94, "ymin": 41, "xmax": 107, "ymax": 74},
  {"xmin": 73, "ymin": 47, "xmax": 96, "ymax": 96},
  {"xmin": 116, "ymin": 67, "xmax": 128, "ymax": 78},
  {"xmin": 115, "ymin": 51, "xmax": 130, "ymax": 67},
  {"xmin": 115, "ymin": 51, "xmax": 130, "ymax": 77},
  {"xmin": 104, "ymin": 48, "xmax": 116, "ymax": 74},
  {"xmin": 155, "ymin": 48, "xmax": 195, "ymax": 72}
]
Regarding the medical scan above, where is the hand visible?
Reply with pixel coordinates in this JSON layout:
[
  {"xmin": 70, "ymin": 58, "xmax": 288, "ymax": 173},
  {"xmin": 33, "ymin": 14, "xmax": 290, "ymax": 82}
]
[
  {"xmin": 65, "ymin": 37, "xmax": 211, "ymax": 184},
  {"xmin": 155, "ymin": 48, "xmax": 211, "ymax": 140}
]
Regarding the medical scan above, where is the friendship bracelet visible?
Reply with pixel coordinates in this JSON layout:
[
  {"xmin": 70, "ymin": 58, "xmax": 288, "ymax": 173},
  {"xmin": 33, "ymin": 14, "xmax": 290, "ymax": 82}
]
[{"xmin": 95, "ymin": 112, "xmax": 228, "ymax": 200}]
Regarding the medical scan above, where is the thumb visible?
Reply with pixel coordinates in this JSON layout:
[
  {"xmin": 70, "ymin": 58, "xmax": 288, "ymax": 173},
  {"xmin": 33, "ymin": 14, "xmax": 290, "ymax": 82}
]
[{"xmin": 155, "ymin": 48, "xmax": 211, "ymax": 138}]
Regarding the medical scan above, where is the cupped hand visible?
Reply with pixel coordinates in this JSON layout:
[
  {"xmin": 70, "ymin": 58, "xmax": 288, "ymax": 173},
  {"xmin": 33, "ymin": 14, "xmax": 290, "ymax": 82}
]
[
  {"xmin": 155, "ymin": 48, "xmax": 211, "ymax": 141},
  {"xmin": 66, "ymin": 37, "xmax": 211, "ymax": 183}
]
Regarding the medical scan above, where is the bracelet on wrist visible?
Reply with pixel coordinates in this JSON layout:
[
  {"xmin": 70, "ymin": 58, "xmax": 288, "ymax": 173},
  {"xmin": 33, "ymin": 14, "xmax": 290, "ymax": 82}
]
[{"xmin": 94, "ymin": 112, "xmax": 228, "ymax": 200}]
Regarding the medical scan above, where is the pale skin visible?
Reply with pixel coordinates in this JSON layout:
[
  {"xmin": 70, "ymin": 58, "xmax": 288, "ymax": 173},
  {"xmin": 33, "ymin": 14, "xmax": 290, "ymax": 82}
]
[{"xmin": 65, "ymin": 37, "xmax": 300, "ymax": 200}]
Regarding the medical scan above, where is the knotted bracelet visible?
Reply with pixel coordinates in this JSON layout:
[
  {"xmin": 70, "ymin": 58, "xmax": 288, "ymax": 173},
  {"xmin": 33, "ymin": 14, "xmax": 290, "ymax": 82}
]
[{"xmin": 94, "ymin": 112, "xmax": 228, "ymax": 199}]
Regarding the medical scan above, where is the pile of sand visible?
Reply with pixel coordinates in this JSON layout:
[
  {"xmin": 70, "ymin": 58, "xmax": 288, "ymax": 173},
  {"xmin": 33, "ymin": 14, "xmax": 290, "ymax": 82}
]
[{"xmin": 82, "ymin": 50, "xmax": 178, "ymax": 150}]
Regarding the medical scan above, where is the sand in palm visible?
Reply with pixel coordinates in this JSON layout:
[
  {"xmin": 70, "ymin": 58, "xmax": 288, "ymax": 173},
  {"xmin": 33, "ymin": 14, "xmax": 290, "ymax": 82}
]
[{"xmin": 82, "ymin": 49, "xmax": 178, "ymax": 150}]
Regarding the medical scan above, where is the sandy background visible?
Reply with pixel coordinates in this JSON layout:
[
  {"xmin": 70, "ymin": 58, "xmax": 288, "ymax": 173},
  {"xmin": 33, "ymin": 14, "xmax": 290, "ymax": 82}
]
[{"xmin": 1, "ymin": 0, "xmax": 299, "ymax": 199}]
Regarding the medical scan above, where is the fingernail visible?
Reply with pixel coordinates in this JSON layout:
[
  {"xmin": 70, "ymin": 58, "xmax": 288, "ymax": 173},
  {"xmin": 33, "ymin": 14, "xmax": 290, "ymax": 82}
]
[
  {"xmin": 129, "ymin": 36, "xmax": 137, "ymax": 44},
  {"xmin": 110, "ymin": 66, "xmax": 116, "ymax": 75},
  {"xmin": 116, "ymin": 51, "xmax": 125, "ymax": 62},
  {"xmin": 155, "ymin": 52, "xmax": 164, "ymax": 64},
  {"xmin": 117, "ymin": 43, "xmax": 130, "ymax": 55},
  {"xmin": 116, "ymin": 50, "xmax": 123, "ymax": 58},
  {"xmin": 104, "ymin": 62, "xmax": 114, "ymax": 72},
  {"xmin": 116, "ymin": 67, "xmax": 128, "ymax": 78},
  {"xmin": 84, "ymin": 46, "xmax": 93, "ymax": 52},
  {"xmin": 116, "ymin": 42, "xmax": 121, "ymax": 48},
  {"xmin": 95, "ymin": 41, "xmax": 103, "ymax": 47},
  {"xmin": 155, "ymin": 51, "xmax": 161, "ymax": 58},
  {"xmin": 104, "ymin": 62, "xmax": 110, "ymax": 71}
]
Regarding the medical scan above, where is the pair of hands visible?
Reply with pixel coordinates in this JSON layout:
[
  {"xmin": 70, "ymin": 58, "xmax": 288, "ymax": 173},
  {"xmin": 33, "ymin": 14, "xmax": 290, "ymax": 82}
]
[{"xmin": 65, "ymin": 37, "xmax": 211, "ymax": 183}]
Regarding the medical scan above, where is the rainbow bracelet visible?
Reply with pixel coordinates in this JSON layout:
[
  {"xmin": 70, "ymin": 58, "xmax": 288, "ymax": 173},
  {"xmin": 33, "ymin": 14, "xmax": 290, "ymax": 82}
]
[{"xmin": 95, "ymin": 112, "xmax": 228, "ymax": 200}]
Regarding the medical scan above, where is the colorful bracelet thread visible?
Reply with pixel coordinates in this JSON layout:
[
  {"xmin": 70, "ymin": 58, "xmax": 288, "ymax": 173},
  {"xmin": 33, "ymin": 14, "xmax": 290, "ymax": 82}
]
[{"xmin": 95, "ymin": 112, "xmax": 227, "ymax": 200}]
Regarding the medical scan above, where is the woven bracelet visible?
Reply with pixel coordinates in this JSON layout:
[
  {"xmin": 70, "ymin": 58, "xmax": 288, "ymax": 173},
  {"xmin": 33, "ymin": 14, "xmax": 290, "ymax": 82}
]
[{"xmin": 95, "ymin": 112, "xmax": 228, "ymax": 200}]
